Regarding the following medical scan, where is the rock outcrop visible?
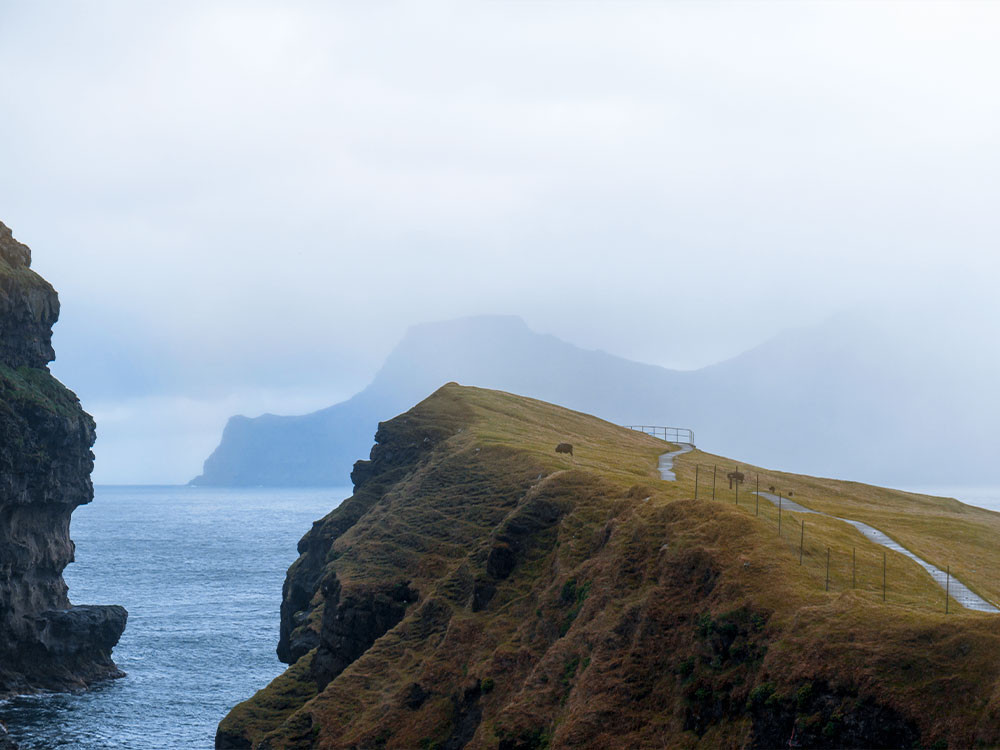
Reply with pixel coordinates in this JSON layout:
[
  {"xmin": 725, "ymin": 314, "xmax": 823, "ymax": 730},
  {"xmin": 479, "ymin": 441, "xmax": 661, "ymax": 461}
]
[
  {"xmin": 0, "ymin": 222, "xmax": 126, "ymax": 698},
  {"xmin": 219, "ymin": 384, "xmax": 1000, "ymax": 749}
]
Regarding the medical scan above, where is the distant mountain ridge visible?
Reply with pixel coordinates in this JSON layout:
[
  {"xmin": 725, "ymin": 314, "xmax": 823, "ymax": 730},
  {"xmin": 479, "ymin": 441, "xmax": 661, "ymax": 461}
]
[
  {"xmin": 191, "ymin": 315, "xmax": 686, "ymax": 486},
  {"xmin": 191, "ymin": 314, "xmax": 997, "ymax": 487}
]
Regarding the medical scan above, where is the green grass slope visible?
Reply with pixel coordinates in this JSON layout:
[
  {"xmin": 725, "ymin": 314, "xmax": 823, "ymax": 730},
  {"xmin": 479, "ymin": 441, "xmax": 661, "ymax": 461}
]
[{"xmin": 218, "ymin": 384, "xmax": 1000, "ymax": 749}]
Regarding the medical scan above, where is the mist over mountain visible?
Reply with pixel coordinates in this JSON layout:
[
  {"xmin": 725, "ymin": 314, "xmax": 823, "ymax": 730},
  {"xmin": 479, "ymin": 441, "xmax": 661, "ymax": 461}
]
[
  {"xmin": 192, "ymin": 314, "xmax": 995, "ymax": 488},
  {"xmin": 191, "ymin": 316, "xmax": 676, "ymax": 486}
]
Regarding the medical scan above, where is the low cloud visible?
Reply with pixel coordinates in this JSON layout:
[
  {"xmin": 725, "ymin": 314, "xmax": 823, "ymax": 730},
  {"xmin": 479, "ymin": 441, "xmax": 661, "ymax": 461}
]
[{"xmin": 2, "ymin": 1, "xmax": 998, "ymax": 480}]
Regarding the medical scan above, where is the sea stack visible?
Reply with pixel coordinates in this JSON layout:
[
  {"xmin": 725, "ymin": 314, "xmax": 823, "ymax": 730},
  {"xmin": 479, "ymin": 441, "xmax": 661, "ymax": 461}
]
[{"xmin": 0, "ymin": 221, "xmax": 126, "ymax": 696}]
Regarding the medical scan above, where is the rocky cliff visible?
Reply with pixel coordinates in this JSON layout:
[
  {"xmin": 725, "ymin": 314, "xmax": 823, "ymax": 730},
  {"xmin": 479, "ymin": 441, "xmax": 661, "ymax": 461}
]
[
  {"xmin": 217, "ymin": 384, "xmax": 1000, "ymax": 749},
  {"xmin": 0, "ymin": 222, "xmax": 126, "ymax": 698}
]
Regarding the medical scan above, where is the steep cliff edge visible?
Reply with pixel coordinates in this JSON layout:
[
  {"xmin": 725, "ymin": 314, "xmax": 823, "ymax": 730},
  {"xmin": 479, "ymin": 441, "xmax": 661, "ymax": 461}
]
[
  {"xmin": 219, "ymin": 384, "xmax": 1000, "ymax": 749},
  {"xmin": 0, "ymin": 222, "xmax": 126, "ymax": 697}
]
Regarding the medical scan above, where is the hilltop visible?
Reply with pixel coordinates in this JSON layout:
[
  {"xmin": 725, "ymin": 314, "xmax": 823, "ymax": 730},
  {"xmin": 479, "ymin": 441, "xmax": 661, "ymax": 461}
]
[
  {"xmin": 192, "ymin": 314, "xmax": 999, "ymax": 489},
  {"xmin": 217, "ymin": 384, "xmax": 1000, "ymax": 749},
  {"xmin": 190, "ymin": 315, "xmax": 682, "ymax": 487}
]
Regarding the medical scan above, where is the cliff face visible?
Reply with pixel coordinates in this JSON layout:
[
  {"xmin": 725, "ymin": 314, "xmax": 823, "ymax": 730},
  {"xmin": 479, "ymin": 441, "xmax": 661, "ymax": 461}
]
[
  {"xmin": 0, "ymin": 222, "xmax": 126, "ymax": 696},
  {"xmin": 218, "ymin": 384, "xmax": 1000, "ymax": 750}
]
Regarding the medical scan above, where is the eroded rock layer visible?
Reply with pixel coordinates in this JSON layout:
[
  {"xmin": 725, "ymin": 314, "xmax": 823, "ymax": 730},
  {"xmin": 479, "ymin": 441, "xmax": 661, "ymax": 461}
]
[{"xmin": 0, "ymin": 222, "xmax": 126, "ymax": 697}]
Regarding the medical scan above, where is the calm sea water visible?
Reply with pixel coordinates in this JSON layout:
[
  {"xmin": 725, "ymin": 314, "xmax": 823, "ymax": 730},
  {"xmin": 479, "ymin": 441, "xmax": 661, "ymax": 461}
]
[
  {"xmin": 0, "ymin": 485, "xmax": 348, "ymax": 750},
  {"xmin": 3, "ymin": 483, "xmax": 999, "ymax": 748}
]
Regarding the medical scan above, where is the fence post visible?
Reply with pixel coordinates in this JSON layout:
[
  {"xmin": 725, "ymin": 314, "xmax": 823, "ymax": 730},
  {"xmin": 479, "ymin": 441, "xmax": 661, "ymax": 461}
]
[
  {"xmin": 755, "ymin": 475, "xmax": 759, "ymax": 516},
  {"xmin": 825, "ymin": 548, "xmax": 830, "ymax": 591},
  {"xmin": 712, "ymin": 465, "xmax": 717, "ymax": 501},
  {"xmin": 852, "ymin": 547, "xmax": 856, "ymax": 589},
  {"xmin": 946, "ymin": 565, "xmax": 950, "ymax": 615},
  {"xmin": 882, "ymin": 551, "xmax": 886, "ymax": 602},
  {"xmin": 799, "ymin": 521, "xmax": 804, "ymax": 564},
  {"xmin": 695, "ymin": 464, "xmax": 699, "ymax": 500},
  {"xmin": 778, "ymin": 495, "xmax": 782, "ymax": 536},
  {"xmin": 735, "ymin": 465, "xmax": 739, "ymax": 506}
]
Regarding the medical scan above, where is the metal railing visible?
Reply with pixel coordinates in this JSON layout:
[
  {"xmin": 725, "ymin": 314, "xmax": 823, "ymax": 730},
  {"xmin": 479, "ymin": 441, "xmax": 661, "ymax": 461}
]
[{"xmin": 625, "ymin": 425, "xmax": 695, "ymax": 445}]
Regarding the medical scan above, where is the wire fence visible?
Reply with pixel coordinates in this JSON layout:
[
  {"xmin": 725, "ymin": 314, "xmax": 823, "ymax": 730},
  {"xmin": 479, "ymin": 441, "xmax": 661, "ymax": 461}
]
[
  {"xmin": 626, "ymin": 425, "xmax": 695, "ymax": 445},
  {"xmin": 688, "ymin": 461, "xmax": 999, "ymax": 615}
]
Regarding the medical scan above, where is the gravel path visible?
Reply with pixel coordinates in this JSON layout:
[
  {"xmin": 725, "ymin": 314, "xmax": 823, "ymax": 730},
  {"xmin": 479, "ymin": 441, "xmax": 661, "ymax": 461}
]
[
  {"xmin": 755, "ymin": 491, "xmax": 999, "ymax": 613},
  {"xmin": 657, "ymin": 444, "xmax": 693, "ymax": 481}
]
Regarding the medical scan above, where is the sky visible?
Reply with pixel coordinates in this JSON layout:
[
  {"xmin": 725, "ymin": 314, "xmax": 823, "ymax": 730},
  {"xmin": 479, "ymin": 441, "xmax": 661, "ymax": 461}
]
[{"xmin": 1, "ymin": 1, "xmax": 999, "ymax": 483}]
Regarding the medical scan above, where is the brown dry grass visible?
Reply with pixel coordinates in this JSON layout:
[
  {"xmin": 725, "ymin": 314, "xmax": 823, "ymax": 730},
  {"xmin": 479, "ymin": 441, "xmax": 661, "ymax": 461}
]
[
  {"xmin": 219, "ymin": 384, "xmax": 1000, "ymax": 750},
  {"xmin": 671, "ymin": 446, "xmax": 1000, "ymax": 613}
]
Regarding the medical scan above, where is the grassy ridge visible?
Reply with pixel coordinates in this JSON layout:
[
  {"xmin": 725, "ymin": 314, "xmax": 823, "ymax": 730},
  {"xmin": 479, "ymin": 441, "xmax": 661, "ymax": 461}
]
[
  {"xmin": 670, "ymin": 448, "xmax": 1000, "ymax": 612},
  {"xmin": 219, "ymin": 384, "xmax": 1000, "ymax": 749}
]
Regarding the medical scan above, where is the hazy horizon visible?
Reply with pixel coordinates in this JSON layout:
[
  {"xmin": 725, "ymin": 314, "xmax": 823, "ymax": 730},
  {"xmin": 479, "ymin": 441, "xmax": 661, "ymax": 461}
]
[{"xmin": 3, "ymin": 1, "xmax": 999, "ymax": 482}]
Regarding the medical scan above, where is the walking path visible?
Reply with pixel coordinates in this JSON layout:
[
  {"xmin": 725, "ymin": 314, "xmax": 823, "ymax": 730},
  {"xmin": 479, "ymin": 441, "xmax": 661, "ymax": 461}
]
[
  {"xmin": 755, "ymin": 491, "xmax": 999, "ymax": 613},
  {"xmin": 657, "ymin": 444, "xmax": 694, "ymax": 481}
]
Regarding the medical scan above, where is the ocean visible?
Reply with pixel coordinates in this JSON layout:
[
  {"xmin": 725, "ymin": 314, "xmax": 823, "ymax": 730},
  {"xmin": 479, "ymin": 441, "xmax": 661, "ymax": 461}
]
[
  {"xmin": 0, "ymin": 486, "xmax": 349, "ymax": 749},
  {"xmin": 2, "ymin": 483, "xmax": 999, "ymax": 748}
]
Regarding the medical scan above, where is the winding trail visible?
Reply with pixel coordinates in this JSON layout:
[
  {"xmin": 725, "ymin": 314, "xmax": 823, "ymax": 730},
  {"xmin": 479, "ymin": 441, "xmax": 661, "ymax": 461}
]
[
  {"xmin": 755, "ymin": 491, "xmax": 999, "ymax": 613},
  {"xmin": 657, "ymin": 444, "xmax": 694, "ymax": 481}
]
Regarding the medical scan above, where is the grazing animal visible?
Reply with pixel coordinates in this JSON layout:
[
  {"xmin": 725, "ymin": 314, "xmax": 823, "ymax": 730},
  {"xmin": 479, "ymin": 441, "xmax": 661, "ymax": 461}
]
[{"xmin": 555, "ymin": 443, "xmax": 574, "ymax": 457}]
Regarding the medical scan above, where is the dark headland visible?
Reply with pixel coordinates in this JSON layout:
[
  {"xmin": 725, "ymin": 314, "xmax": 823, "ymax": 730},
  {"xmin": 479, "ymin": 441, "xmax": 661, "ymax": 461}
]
[{"xmin": 0, "ymin": 223, "xmax": 127, "ymax": 729}]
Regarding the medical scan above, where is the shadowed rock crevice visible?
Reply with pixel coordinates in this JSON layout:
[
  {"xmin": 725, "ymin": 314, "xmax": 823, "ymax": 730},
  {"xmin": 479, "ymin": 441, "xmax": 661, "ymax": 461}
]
[
  {"xmin": 473, "ymin": 479, "xmax": 572, "ymax": 612},
  {"xmin": 311, "ymin": 575, "xmax": 418, "ymax": 690},
  {"xmin": 277, "ymin": 395, "xmax": 471, "ymax": 665},
  {"xmin": 746, "ymin": 680, "xmax": 920, "ymax": 749}
]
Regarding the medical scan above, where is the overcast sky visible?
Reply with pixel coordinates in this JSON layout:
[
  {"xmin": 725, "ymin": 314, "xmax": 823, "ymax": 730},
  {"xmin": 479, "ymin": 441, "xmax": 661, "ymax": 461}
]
[{"xmin": 2, "ymin": 1, "xmax": 999, "ymax": 482}]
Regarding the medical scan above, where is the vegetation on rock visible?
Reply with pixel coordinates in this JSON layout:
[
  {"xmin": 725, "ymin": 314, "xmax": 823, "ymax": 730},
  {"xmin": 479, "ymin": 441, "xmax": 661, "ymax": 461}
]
[
  {"xmin": 218, "ymin": 383, "xmax": 1000, "ymax": 749},
  {"xmin": 0, "ymin": 221, "xmax": 126, "ymax": 698}
]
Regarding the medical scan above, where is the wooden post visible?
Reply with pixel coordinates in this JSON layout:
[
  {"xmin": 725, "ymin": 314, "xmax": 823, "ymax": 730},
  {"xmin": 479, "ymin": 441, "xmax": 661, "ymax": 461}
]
[
  {"xmin": 755, "ymin": 475, "xmax": 759, "ymax": 516},
  {"xmin": 695, "ymin": 464, "xmax": 699, "ymax": 500},
  {"xmin": 825, "ymin": 548, "xmax": 830, "ymax": 591},
  {"xmin": 712, "ymin": 465, "xmax": 717, "ymax": 501},
  {"xmin": 852, "ymin": 547, "xmax": 856, "ymax": 589},
  {"xmin": 946, "ymin": 565, "xmax": 950, "ymax": 615},
  {"xmin": 882, "ymin": 551, "xmax": 886, "ymax": 602},
  {"xmin": 735, "ymin": 465, "xmax": 739, "ymax": 506},
  {"xmin": 799, "ymin": 521, "xmax": 804, "ymax": 564},
  {"xmin": 778, "ymin": 495, "xmax": 782, "ymax": 535}
]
